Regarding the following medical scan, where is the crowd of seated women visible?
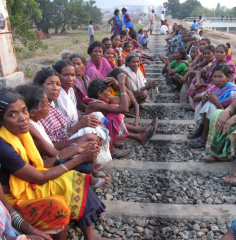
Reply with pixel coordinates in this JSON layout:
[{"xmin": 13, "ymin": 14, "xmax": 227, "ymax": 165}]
[
  {"xmin": 160, "ymin": 22, "xmax": 236, "ymax": 240},
  {"xmin": 0, "ymin": 19, "xmax": 160, "ymax": 240},
  {"xmin": 161, "ymin": 24, "xmax": 236, "ymax": 179}
]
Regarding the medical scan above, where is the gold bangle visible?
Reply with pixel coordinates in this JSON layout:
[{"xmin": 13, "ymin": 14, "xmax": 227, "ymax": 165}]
[{"xmin": 60, "ymin": 164, "xmax": 69, "ymax": 172}]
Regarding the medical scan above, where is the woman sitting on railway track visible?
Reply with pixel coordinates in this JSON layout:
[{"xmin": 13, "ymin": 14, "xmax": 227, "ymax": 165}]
[
  {"xmin": 69, "ymin": 53, "xmax": 92, "ymax": 113},
  {"xmin": 187, "ymin": 64, "xmax": 236, "ymax": 148},
  {"xmin": 186, "ymin": 44, "xmax": 236, "ymax": 116},
  {"xmin": 84, "ymin": 74, "xmax": 157, "ymax": 158},
  {"xmin": 52, "ymin": 59, "xmax": 78, "ymax": 121},
  {"xmin": 123, "ymin": 53, "xmax": 158, "ymax": 103},
  {"xmin": 186, "ymin": 44, "xmax": 216, "ymax": 109},
  {"xmin": 162, "ymin": 47, "xmax": 188, "ymax": 90},
  {"xmin": 33, "ymin": 68, "xmax": 100, "ymax": 150},
  {"xmin": 84, "ymin": 41, "xmax": 112, "ymax": 81},
  {"xmin": 16, "ymin": 84, "xmax": 109, "ymax": 190},
  {"xmin": 0, "ymin": 88, "xmax": 118, "ymax": 240}
]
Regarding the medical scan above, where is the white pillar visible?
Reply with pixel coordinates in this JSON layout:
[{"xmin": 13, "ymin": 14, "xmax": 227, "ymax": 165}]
[
  {"xmin": 0, "ymin": 0, "xmax": 24, "ymax": 87},
  {"xmin": 227, "ymin": 27, "xmax": 229, "ymax": 33}
]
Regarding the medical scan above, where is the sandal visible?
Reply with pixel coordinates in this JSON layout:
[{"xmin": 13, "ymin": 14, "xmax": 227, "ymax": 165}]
[
  {"xmin": 111, "ymin": 150, "xmax": 128, "ymax": 159},
  {"xmin": 188, "ymin": 137, "xmax": 206, "ymax": 148},
  {"xmin": 187, "ymin": 127, "xmax": 203, "ymax": 139},
  {"xmin": 222, "ymin": 173, "xmax": 236, "ymax": 185},
  {"xmin": 141, "ymin": 126, "xmax": 156, "ymax": 145},
  {"xmin": 202, "ymin": 155, "xmax": 229, "ymax": 163},
  {"xmin": 91, "ymin": 178, "xmax": 106, "ymax": 190},
  {"xmin": 93, "ymin": 171, "xmax": 110, "ymax": 181},
  {"xmin": 184, "ymin": 105, "xmax": 194, "ymax": 112},
  {"xmin": 150, "ymin": 117, "xmax": 158, "ymax": 132}
]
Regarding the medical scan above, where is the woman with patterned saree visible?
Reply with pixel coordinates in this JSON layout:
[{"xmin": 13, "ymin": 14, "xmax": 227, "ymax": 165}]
[{"xmin": 0, "ymin": 88, "xmax": 119, "ymax": 240}]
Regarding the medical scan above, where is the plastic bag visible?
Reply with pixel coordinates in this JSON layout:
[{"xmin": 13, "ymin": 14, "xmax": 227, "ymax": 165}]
[
  {"xmin": 75, "ymin": 125, "xmax": 112, "ymax": 165},
  {"xmin": 180, "ymin": 83, "xmax": 188, "ymax": 105}
]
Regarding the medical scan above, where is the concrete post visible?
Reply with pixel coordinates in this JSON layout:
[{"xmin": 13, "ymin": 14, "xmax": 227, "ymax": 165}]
[
  {"xmin": 0, "ymin": 0, "xmax": 24, "ymax": 88},
  {"xmin": 227, "ymin": 27, "xmax": 229, "ymax": 33}
]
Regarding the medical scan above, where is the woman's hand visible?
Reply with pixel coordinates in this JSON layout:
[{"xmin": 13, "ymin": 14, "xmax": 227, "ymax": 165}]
[
  {"xmin": 79, "ymin": 145, "xmax": 101, "ymax": 163},
  {"xmin": 79, "ymin": 114, "xmax": 100, "ymax": 128},
  {"xmin": 205, "ymin": 92, "xmax": 221, "ymax": 106},
  {"xmin": 215, "ymin": 109, "xmax": 231, "ymax": 132},
  {"xmin": 76, "ymin": 134, "xmax": 103, "ymax": 153},
  {"xmin": 117, "ymin": 73, "xmax": 126, "ymax": 84},
  {"xmin": 222, "ymin": 115, "xmax": 236, "ymax": 134},
  {"xmin": 105, "ymin": 77, "xmax": 118, "ymax": 88},
  {"xmin": 150, "ymin": 80, "xmax": 158, "ymax": 89},
  {"xmin": 25, "ymin": 227, "xmax": 52, "ymax": 240}
]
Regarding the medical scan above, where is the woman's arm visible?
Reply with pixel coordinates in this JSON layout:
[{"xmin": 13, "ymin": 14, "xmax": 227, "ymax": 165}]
[
  {"xmin": 86, "ymin": 73, "xmax": 129, "ymax": 114},
  {"xmin": 108, "ymin": 16, "xmax": 115, "ymax": 27},
  {"xmin": 13, "ymin": 145, "xmax": 100, "ymax": 185},
  {"xmin": 74, "ymin": 89, "xmax": 87, "ymax": 112},
  {"xmin": 126, "ymin": 88, "xmax": 139, "ymax": 126},
  {"xmin": 0, "ymin": 184, "xmax": 51, "ymax": 240},
  {"xmin": 195, "ymin": 67, "xmax": 207, "ymax": 82}
]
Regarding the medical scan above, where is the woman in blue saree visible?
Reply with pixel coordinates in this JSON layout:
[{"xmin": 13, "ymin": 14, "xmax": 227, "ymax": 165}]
[{"xmin": 108, "ymin": 9, "xmax": 122, "ymax": 35}]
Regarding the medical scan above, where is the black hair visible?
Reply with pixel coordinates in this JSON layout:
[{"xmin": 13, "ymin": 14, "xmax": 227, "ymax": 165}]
[
  {"xmin": 130, "ymin": 31, "xmax": 137, "ymax": 39},
  {"xmin": 121, "ymin": 7, "xmax": 127, "ymax": 12},
  {"xmin": 0, "ymin": 88, "xmax": 24, "ymax": 122},
  {"xmin": 128, "ymin": 26, "xmax": 134, "ymax": 34},
  {"xmin": 226, "ymin": 43, "xmax": 231, "ymax": 48},
  {"xmin": 125, "ymin": 52, "xmax": 140, "ymax": 66},
  {"xmin": 216, "ymin": 44, "xmax": 228, "ymax": 54},
  {"xmin": 203, "ymin": 44, "xmax": 216, "ymax": 53},
  {"xmin": 111, "ymin": 34, "xmax": 120, "ymax": 41},
  {"xmin": 213, "ymin": 64, "xmax": 232, "ymax": 78},
  {"xmin": 107, "ymin": 68, "xmax": 126, "ymax": 79},
  {"xmin": 114, "ymin": 9, "xmax": 119, "ymax": 15},
  {"xmin": 176, "ymin": 47, "xmax": 187, "ymax": 60},
  {"xmin": 200, "ymin": 38, "xmax": 211, "ymax": 45},
  {"xmin": 123, "ymin": 41, "xmax": 132, "ymax": 48},
  {"xmin": 119, "ymin": 30, "xmax": 127, "ymax": 36},
  {"xmin": 69, "ymin": 53, "xmax": 86, "ymax": 65},
  {"xmin": 33, "ymin": 68, "xmax": 59, "ymax": 86},
  {"xmin": 87, "ymin": 79, "xmax": 108, "ymax": 99},
  {"xmin": 87, "ymin": 41, "xmax": 105, "ymax": 55},
  {"xmin": 138, "ymin": 29, "xmax": 143, "ymax": 34},
  {"xmin": 102, "ymin": 37, "xmax": 110, "ymax": 44},
  {"xmin": 90, "ymin": 21, "xmax": 93, "ymax": 24},
  {"xmin": 193, "ymin": 20, "xmax": 196, "ymax": 23},
  {"xmin": 104, "ymin": 46, "xmax": 113, "ymax": 52},
  {"xmin": 199, "ymin": 16, "xmax": 202, "ymax": 19},
  {"xmin": 16, "ymin": 84, "xmax": 45, "ymax": 112},
  {"xmin": 52, "ymin": 59, "xmax": 74, "ymax": 74}
]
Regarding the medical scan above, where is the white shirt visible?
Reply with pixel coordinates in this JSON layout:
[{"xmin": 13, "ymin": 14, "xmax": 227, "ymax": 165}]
[
  {"xmin": 198, "ymin": 19, "xmax": 204, "ymax": 28},
  {"xmin": 57, "ymin": 87, "xmax": 78, "ymax": 121},
  {"xmin": 88, "ymin": 24, "xmax": 94, "ymax": 36},
  {"xmin": 161, "ymin": 13, "xmax": 164, "ymax": 21}
]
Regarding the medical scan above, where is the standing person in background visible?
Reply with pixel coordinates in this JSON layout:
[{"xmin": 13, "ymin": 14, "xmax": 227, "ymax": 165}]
[
  {"xmin": 88, "ymin": 21, "xmax": 94, "ymax": 46},
  {"xmin": 121, "ymin": 7, "xmax": 134, "ymax": 29},
  {"xmin": 165, "ymin": 19, "xmax": 170, "ymax": 30},
  {"xmin": 149, "ymin": 9, "xmax": 155, "ymax": 35},
  {"xmin": 198, "ymin": 16, "xmax": 204, "ymax": 30},
  {"xmin": 160, "ymin": 11, "xmax": 165, "ymax": 23}
]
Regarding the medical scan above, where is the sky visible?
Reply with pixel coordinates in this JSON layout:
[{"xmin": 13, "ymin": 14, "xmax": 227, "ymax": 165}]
[{"xmin": 94, "ymin": 0, "xmax": 235, "ymax": 10}]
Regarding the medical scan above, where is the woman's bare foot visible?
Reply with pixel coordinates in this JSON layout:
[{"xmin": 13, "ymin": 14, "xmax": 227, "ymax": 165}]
[
  {"xmin": 99, "ymin": 213, "xmax": 105, "ymax": 221},
  {"xmin": 138, "ymin": 124, "xmax": 152, "ymax": 134}
]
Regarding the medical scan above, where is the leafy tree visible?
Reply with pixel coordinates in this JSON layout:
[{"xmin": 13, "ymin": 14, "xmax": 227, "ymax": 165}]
[
  {"xmin": 7, "ymin": 0, "xmax": 42, "ymax": 44},
  {"xmin": 165, "ymin": 0, "xmax": 182, "ymax": 19},
  {"xmin": 180, "ymin": 0, "xmax": 202, "ymax": 19},
  {"xmin": 34, "ymin": 0, "xmax": 53, "ymax": 34}
]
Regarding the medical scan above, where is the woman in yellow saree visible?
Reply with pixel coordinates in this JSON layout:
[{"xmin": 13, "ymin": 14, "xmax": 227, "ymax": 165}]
[{"xmin": 0, "ymin": 88, "xmax": 119, "ymax": 240}]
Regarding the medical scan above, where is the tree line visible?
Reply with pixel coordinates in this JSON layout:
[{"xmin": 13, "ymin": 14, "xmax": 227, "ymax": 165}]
[
  {"xmin": 165, "ymin": 0, "xmax": 236, "ymax": 19},
  {"xmin": 7, "ymin": 0, "xmax": 102, "ymax": 48}
]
